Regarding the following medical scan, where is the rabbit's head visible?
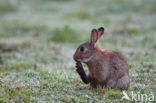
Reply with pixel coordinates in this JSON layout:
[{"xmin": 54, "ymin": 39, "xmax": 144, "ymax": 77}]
[{"xmin": 73, "ymin": 27, "xmax": 104, "ymax": 63}]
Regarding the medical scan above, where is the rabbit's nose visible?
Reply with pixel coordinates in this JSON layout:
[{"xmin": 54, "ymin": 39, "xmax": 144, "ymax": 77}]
[
  {"xmin": 73, "ymin": 53, "xmax": 78, "ymax": 62},
  {"xmin": 73, "ymin": 54, "xmax": 76, "ymax": 61}
]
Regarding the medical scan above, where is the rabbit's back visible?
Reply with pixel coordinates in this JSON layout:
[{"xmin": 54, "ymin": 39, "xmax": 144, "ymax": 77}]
[{"xmin": 101, "ymin": 50, "xmax": 129, "ymax": 89}]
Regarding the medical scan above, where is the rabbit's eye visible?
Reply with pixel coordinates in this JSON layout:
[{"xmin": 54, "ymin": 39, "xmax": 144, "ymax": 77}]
[{"xmin": 80, "ymin": 47, "xmax": 85, "ymax": 52}]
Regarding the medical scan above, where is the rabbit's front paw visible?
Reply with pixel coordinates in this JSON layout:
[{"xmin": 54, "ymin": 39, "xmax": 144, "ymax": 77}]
[{"xmin": 75, "ymin": 62, "xmax": 83, "ymax": 73}]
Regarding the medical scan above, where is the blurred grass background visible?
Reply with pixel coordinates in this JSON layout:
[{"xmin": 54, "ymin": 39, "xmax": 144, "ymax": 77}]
[{"xmin": 0, "ymin": 0, "xmax": 156, "ymax": 102}]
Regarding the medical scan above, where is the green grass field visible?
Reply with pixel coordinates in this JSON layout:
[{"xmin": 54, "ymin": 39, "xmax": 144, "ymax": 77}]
[{"xmin": 0, "ymin": 0, "xmax": 156, "ymax": 102}]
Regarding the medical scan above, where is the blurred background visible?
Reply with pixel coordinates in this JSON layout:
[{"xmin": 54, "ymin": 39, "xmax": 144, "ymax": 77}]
[{"xmin": 0, "ymin": 0, "xmax": 156, "ymax": 102}]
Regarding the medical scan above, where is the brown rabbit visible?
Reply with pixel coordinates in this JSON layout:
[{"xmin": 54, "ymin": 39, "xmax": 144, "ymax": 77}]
[{"xmin": 73, "ymin": 27, "xmax": 130, "ymax": 90}]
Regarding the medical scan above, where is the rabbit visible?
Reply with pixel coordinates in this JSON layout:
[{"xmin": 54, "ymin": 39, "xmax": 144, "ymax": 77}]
[{"xmin": 73, "ymin": 27, "xmax": 130, "ymax": 90}]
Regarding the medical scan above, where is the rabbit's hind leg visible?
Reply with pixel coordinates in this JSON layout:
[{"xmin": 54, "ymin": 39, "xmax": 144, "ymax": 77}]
[
  {"xmin": 116, "ymin": 75, "xmax": 130, "ymax": 90},
  {"xmin": 90, "ymin": 78, "xmax": 98, "ymax": 88},
  {"xmin": 107, "ymin": 79, "xmax": 116, "ymax": 89}
]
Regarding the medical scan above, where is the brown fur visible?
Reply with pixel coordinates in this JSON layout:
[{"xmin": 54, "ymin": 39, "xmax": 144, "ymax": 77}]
[{"xmin": 73, "ymin": 27, "xmax": 130, "ymax": 90}]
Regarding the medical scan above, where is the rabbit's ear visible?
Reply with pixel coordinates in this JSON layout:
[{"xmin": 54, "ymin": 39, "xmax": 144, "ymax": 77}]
[
  {"xmin": 97, "ymin": 27, "xmax": 104, "ymax": 40},
  {"xmin": 90, "ymin": 29, "xmax": 98, "ymax": 45}
]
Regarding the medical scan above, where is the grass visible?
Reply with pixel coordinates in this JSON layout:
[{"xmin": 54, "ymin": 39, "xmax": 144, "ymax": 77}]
[
  {"xmin": 49, "ymin": 26, "xmax": 82, "ymax": 43},
  {"xmin": 0, "ymin": 0, "xmax": 156, "ymax": 102}
]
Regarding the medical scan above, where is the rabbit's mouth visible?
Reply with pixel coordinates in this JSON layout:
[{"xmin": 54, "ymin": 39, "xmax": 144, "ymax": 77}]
[{"xmin": 79, "ymin": 56, "xmax": 92, "ymax": 63}]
